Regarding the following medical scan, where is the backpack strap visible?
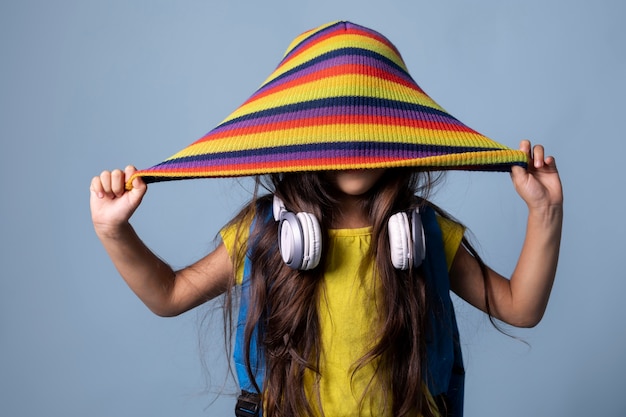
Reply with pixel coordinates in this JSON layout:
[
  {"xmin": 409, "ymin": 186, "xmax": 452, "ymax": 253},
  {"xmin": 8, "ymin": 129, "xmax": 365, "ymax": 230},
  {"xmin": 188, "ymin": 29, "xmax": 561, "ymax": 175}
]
[
  {"xmin": 234, "ymin": 210, "xmax": 270, "ymax": 417},
  {"xmin": 234, "ymin": 244, "xmax": 264, "ymax": 394},
  {"xmin": 421, "ymin": 205, "xmax": 465, "ymax": 416}
]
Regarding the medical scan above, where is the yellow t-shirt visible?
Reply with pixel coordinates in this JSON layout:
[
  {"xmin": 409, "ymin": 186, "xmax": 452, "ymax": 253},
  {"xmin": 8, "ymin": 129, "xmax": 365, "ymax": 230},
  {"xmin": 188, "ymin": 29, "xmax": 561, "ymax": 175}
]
[{"xmin": 221, "ymin": 214, "xmax": 464, "ymax": 416}]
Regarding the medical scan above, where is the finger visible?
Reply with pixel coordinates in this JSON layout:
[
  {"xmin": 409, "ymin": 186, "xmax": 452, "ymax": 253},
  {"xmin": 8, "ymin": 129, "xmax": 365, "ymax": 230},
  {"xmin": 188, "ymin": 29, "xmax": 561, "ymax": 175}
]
[
  {"xmin": 544, "ymin": 155, "xmax": 558, "ymax": 172},
  {"xmin": 124, "ymin": 166, "xmax": 143, "ymax": 189},
  {"xmin": 110, "ymin": 169, "xmax": 125, "ymax": 198},
  {"xmin": 99, "ymin": 170, "xmax": 113, "ymax": 197},
  {"xmin": 131, "ymin": 175, "xmax": 147, "ymax": 193},
  {"xmin": 124, "ymin": 165, "xmax": 137, "ymax": 178},
  {"xmin": 90, "ymin": 176, "xmax": 105, "ymax": 199},
  {"xmin": 124, "ymin": 165, "xmax": 137, "ymax": 190},
  {"xmin": 519, "ymin": 139, "xmax": 531, "ymax": 155},
  {"xmin": 519, "ymin": 140, "xmax": 532, "ymax": 166},
  {"xmin": 532, "ymin": 144, "xmax": 545, "ymax": 169},
  {"xmin": 123, "ymin": 165, "xmax": 145, "ymax": 192}
]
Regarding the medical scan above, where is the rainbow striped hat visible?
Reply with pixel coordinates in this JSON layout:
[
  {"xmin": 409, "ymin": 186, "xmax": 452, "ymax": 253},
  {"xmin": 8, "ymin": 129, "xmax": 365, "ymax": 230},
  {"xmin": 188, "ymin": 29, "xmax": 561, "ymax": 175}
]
[{"xmin": 127, "ymin": 21, "xmax": 527, "ymax": 188}]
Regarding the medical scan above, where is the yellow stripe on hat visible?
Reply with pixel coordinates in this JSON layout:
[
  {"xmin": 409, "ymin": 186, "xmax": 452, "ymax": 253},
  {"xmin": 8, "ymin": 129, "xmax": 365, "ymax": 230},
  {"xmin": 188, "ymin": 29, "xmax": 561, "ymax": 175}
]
[
  {"xmin": 165, "ymin": 125, "xmax": 498, "ymax": 161},
  {"xmin": 223, "ymin": 74, "xmax": 444, "ymax": 123}
]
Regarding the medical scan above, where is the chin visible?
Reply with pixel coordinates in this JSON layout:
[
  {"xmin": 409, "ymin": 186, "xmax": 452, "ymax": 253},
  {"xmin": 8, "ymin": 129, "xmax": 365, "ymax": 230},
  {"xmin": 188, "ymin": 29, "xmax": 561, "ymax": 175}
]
[{"xmin": 329, "ymin": 169, "xmax": 386, "ymax": 196}]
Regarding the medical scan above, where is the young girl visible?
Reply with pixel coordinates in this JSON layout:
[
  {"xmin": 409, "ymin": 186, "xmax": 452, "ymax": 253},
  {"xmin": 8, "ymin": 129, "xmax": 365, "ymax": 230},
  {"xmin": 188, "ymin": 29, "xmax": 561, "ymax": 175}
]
[{"xmin": 90, "ymin": 21, "xmax": 563, "ymax": 417}]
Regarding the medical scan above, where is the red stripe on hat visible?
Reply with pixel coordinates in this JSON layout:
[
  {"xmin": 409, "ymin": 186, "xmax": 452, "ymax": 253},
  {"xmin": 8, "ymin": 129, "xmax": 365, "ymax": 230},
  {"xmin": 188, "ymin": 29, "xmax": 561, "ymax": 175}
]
[
  {"xmin": 193, "ymin": 114, "xmax": 476, "ymax": 144},
  {"xmin": 281, "ymin": 25, "xmax": 400, "ymax": 70},
  {"xmin": 241, "ymin": 63, "xmax": 424, "ymax": 108}
]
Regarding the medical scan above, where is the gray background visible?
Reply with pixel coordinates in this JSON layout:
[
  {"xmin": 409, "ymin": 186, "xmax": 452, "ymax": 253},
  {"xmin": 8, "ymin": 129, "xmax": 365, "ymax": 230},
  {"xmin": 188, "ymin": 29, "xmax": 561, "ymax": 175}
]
[{"xmin": 1, "ymin": 0, "xmax": 624, "ymax": 416}]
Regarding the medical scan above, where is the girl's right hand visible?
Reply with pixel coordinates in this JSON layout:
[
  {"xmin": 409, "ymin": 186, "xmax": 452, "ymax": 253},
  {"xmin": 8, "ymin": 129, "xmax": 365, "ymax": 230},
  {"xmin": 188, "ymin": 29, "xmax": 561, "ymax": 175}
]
[{"xmin": 90, "ymin": 165, "xmax": 147, "ymax": 238}]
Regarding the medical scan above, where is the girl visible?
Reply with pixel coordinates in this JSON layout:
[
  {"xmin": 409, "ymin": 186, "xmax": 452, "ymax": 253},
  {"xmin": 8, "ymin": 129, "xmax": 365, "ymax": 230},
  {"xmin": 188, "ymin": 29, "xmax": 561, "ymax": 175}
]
[{"xmin": 90, "ymin": 21, "xmax": 562, "ymax": 417}]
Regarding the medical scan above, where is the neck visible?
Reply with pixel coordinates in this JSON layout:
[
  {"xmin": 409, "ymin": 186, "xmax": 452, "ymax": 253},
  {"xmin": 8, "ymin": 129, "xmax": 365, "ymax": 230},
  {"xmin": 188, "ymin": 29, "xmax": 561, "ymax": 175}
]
[{"xmin": 331, "ymin": 195, "xmax": 370, "ymax": 229}]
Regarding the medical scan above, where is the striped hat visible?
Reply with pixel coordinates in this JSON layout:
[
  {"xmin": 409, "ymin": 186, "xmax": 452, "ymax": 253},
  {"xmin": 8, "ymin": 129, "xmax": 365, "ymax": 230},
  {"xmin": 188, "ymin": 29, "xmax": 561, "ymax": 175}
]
[{"xmin": 127, "ymin": 21, "xmax": 527, "ymax": 188}]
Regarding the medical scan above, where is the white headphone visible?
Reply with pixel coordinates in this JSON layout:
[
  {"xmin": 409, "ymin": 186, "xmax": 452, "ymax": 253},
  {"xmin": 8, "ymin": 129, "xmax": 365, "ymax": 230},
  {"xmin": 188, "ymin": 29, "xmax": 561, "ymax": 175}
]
[
  {"xmin": 273, "ymin": 195, "xmax": 425, "ymax": 271},
  {"xmin": 387, "ymin": 208, "xmax": 426, "ymax": 270},
  {"xmin": 273, "ymin": 195, "xmax": 323, "ymax": 270}
]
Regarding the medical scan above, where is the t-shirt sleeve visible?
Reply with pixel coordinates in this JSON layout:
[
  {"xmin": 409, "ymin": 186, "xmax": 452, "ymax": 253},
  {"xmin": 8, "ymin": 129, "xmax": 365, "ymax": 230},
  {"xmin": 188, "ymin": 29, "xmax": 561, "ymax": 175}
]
[
  {"xmin": 219, "ymin": 214, "xmax": 253, "ymax": 286},
  {"xmin": 435, "ymin": 215, "xmax": 465, "ymax": 271}
]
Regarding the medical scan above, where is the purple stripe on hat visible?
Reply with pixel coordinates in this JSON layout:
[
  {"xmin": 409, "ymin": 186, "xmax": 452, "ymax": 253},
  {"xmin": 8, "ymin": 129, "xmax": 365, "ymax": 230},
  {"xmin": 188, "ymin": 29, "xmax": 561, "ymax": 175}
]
[
  {"xmin": 154, "ymin": 142, "xmax": 479, "ymax": 170},
  {"xmin": 158, "ymin": 149, "xmax": 436, "ymax": 170},
  {"xmin": 209, "ymin": 104, "xmax": 465, "ymax": 136},
  {"xmin": 256, "ymin": 51, "xmax": 414, "ymax": 96}
]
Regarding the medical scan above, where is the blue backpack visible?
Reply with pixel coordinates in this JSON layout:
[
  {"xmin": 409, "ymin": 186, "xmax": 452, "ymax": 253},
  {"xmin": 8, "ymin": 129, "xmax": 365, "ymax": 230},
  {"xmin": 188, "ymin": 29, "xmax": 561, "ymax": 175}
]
[{"xmin": 234, "ymin": 205, "xmax": 464, "ymax": 417}]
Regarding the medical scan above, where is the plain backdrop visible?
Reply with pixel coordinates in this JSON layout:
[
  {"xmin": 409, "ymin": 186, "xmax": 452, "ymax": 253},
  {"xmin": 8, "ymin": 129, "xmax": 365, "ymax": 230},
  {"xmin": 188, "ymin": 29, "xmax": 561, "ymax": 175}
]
[{"xmin": 1, "ymin": 1, "xmax": 624, "ymax": 416}]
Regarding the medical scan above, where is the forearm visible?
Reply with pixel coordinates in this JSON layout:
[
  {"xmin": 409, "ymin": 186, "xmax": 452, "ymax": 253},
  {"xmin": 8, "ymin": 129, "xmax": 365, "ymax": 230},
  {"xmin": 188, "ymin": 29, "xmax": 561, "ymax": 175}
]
[
  {"xmin": 498, "ymin": 204, "xmax": 563, "ymax": 327},
  {"xmin": 95, "ymin": 222, "xmax": 177, "ymax": 316},
  {"xmin": 452, "ymin": 141, "xmax": 563, "ymax": 327}
]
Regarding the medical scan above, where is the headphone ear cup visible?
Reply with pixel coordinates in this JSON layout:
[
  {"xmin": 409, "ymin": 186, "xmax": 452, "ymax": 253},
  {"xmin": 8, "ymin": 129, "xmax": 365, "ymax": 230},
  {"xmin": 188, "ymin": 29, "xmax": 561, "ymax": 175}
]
[
  {"xmin": 273, "ymin": 195, "xmax": 322, "ymax": 270},
  {"xmin": 296, "ymin": 212, "xmax": 322, "ymax": 270},
  {"xmin": 278, "ymin": 212, "xmax": 305, "ymax": 269},
  {"xmin": 388, "ymin": 212, "xmax": 412, "ymax": 270}
]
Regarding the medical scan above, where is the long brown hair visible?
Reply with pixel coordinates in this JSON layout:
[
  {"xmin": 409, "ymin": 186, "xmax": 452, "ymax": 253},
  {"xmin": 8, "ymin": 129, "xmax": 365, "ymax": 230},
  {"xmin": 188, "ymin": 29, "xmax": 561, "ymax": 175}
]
[{"xmin": 223, "ymin": 168, "xmax": 486, "ymax": 416}]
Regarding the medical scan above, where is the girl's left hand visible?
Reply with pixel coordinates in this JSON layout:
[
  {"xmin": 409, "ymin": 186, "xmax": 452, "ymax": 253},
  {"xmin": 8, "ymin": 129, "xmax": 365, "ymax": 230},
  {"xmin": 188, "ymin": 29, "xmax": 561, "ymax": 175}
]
[{"xmin": 510, "ymin": 140, "xmax": 563, "ymax": 211}]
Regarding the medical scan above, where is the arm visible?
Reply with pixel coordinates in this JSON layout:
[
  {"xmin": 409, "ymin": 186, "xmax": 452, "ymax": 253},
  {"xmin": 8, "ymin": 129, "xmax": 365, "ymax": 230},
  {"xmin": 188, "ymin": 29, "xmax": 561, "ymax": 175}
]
[
  {"xmin": 90, "ymin": 166, "xmax": 233, "ymax": 317},
  {"xmin": 450, "ymin": 141, "xmax": 563, "ymax": 328}
]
